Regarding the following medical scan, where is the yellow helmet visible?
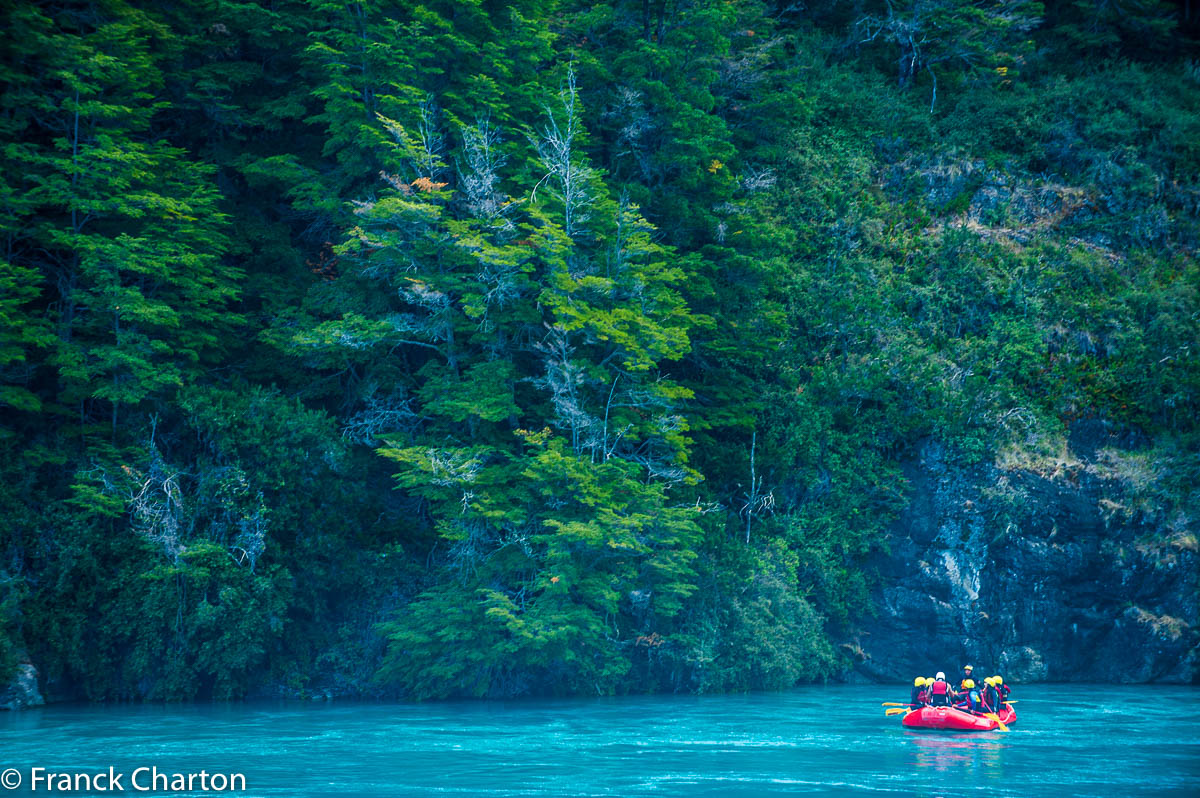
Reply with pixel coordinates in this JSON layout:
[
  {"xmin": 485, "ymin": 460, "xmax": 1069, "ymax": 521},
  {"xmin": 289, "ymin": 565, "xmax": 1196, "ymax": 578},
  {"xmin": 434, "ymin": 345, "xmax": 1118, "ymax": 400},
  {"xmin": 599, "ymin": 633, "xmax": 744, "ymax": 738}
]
[
  {"xmin": 984, "ymin": 676, "xmax": 996, "ymax": 685},
  {"xmin": 914, "ymin": 677, "xmax": 924, "ymax": 686},
  {"xmin": 994, "ymin": 676, "xmax": 1003, "ymax": 685},
  {"xmin": 963, "ymin": 664, "xmax": 973, "ymax": 671},
  {"xmin": 963, "ymin": 679, "xmax": 975, "ymax": 689}
]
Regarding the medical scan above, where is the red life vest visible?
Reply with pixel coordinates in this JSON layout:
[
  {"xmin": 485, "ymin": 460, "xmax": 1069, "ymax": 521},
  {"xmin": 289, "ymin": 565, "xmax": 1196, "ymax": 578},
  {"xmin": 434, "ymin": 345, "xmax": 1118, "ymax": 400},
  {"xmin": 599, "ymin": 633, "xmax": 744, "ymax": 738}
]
[{"xmin": 930, "ymin": 680, "xmax": 948, "ymax": 696}]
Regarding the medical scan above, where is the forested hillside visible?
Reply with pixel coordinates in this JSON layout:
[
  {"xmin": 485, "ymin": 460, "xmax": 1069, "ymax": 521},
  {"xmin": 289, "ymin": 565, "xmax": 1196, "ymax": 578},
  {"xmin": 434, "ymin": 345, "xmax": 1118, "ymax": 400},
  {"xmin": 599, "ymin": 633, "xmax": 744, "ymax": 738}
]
[{"xmin": 1, "ymin": 0, "xmax": 1197, "ymax": 702}]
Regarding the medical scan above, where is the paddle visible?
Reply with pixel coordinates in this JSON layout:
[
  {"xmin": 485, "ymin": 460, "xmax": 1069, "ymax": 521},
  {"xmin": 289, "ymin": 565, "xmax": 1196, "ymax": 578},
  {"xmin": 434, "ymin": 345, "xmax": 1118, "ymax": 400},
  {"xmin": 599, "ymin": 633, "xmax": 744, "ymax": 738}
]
[
  {"xmin": 984, "ymin": 712, "xmax": 1009, "ymax": 732},
  {"xmin": 880, "ymin": 702, "xmax": 911, "ymax": 706},
  {"xmin": 884, "ymin": 707, "xmax": 912, "ymax": 716}
]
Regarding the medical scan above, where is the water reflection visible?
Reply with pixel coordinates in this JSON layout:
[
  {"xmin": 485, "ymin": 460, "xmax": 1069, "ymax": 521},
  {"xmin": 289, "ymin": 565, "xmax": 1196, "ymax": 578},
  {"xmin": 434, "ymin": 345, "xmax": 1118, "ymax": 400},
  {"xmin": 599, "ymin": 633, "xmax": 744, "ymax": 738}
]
[{"xmin": 905, "ymin": 730, "xmax": 1008, "ymax": 777}]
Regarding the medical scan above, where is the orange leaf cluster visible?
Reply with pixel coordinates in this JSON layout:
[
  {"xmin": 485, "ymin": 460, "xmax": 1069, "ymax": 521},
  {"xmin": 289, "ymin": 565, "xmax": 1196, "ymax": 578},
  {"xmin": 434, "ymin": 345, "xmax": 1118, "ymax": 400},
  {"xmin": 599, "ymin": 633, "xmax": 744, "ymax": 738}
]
[{"xmin": 412, "ymin": 176, "xmax": 448, "ymax": 193}]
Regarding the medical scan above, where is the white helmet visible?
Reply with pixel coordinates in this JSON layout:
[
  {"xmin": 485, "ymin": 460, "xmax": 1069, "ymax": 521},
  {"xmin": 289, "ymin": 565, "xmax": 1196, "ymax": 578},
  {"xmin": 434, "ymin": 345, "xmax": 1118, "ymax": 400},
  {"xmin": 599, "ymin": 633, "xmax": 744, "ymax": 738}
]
[{"xmin": 935, "ymin": 671, "xmax": 946, "ymax": 680}]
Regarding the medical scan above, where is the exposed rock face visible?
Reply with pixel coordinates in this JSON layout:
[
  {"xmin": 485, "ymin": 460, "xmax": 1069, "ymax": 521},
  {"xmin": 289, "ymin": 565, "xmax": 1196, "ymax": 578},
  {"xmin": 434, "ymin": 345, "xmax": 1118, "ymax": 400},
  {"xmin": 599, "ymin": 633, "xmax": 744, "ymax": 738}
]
[
  {"xmin": 0, "ymin": 663, "xmax": 45, "ymax": 710},
  {"xmin": 855, "ymin": 427, "xmax": 1198, "ymax": 684}
]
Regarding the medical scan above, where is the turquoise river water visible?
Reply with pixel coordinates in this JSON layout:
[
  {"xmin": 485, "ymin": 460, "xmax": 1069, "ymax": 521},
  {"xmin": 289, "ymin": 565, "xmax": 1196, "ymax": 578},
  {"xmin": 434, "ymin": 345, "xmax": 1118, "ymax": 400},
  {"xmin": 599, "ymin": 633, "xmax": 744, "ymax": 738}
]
[{"xmin": 1, "ymin": 685, "xmax": 1197, "ymax": 796}]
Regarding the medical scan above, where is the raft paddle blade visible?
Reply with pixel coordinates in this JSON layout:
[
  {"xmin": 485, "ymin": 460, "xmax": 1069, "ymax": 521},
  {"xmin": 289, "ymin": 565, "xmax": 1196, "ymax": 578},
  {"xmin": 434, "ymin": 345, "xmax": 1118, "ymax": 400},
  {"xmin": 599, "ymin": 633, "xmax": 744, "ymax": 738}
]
[{"xmin": 985, "ymin": 712, "xmax": 1009, "ymax": 732}]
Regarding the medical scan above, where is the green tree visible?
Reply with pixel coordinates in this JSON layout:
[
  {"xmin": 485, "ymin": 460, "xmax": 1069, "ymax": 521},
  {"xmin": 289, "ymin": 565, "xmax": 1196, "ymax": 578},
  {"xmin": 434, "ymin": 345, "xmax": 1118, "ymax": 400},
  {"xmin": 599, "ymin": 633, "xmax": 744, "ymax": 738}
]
[
  {"xmin": 857, "ymin": 0, "xmax": 1044, "ymax": 109},
  {"xmin": 0, "ymin": 2, "xmax": 241, "ymax": 432},
  {"xmin": 334, "ymin": 75, "xmax": 707, "ymax": 698}
]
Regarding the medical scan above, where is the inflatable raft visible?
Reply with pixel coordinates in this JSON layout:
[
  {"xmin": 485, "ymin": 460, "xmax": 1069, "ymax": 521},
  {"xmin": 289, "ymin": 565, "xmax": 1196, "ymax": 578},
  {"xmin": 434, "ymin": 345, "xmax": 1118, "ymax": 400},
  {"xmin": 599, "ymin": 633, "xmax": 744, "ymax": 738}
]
[{"xmin": 902, "ymin": 704, "xmax": 1017, "ymax": 731}]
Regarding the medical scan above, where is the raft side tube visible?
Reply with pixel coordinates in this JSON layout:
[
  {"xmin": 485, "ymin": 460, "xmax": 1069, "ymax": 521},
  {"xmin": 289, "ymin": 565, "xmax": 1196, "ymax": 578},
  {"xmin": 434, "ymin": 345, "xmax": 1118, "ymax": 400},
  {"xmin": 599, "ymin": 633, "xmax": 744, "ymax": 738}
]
[{"xmin": 901, "ymin": 705, "xmax": 1013, "ymax": 731}]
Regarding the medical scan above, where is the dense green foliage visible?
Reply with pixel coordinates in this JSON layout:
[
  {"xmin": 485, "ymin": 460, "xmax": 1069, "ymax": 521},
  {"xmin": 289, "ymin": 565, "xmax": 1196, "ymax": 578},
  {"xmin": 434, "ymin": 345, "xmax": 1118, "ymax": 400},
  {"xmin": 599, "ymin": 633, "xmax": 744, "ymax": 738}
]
[{"xmin": 1, "ymin": 0, "xmax": 1196, "ymax": 698}]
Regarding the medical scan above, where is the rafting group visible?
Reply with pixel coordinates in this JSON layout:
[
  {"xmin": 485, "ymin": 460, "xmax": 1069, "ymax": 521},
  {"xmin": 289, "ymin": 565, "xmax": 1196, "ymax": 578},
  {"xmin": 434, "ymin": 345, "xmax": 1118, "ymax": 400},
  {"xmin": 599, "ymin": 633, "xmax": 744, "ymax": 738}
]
[{"xmin": 884, "ymin": 664, "xmax": 1018, "ymax": 732}]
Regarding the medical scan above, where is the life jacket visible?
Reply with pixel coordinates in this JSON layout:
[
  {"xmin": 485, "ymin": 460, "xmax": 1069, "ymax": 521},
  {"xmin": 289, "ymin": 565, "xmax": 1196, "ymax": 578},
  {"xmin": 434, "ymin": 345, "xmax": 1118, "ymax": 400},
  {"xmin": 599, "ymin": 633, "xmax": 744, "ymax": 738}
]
[
  {"xmin": 998, "ymin": 684, "xmax": 1011, "ymax": 700},
  {"xmin": 930, "ymin": 680, "xmax": 948, "ymax": 696}
]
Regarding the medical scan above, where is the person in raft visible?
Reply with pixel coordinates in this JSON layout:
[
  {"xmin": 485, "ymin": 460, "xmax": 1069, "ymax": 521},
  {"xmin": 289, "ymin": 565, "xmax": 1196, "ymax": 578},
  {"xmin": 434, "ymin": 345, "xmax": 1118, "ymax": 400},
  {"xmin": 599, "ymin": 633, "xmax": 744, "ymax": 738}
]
[
  {"xmin": 994, "ymin": 675, "xmax": 1011, "ymax": 704},
  {"xmin": 959, "ymin": 664, "xmax": 974, "ymax": 692},
  {"xmin": 956, "ymin": 679, "xmax": 983, "ymax": 713},
  {"xmin": 927, "ymin": 672, "xmax": 953, "ymax": 706},
  {"xmin": 909, "ymin": 677, "xmax": 927, "ymax": 707},
  {"xmin": 981, "ymin": 677, "xmax": 1003, "ymax": 713}
]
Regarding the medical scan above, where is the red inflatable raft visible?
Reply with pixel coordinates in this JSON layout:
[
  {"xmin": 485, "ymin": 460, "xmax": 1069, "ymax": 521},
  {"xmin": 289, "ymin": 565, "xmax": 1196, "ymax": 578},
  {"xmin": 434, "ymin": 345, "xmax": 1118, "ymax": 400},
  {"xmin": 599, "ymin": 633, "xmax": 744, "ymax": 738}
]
[{"xmin": 902, "ymin": 704, "xmax": 1017, "ymax": 731}]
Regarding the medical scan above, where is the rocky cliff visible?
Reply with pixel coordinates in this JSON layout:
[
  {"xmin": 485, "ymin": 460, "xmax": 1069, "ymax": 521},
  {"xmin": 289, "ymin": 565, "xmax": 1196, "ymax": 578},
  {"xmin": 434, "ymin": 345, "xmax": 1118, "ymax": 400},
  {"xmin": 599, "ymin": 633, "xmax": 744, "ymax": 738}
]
[
  {"xmin": 854, "ymin": 424, "xmax": 1198, "ymax": 684},
  {"xmin": 0, "ymin": 663, "xmax": 44, "ymax": 711}
]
